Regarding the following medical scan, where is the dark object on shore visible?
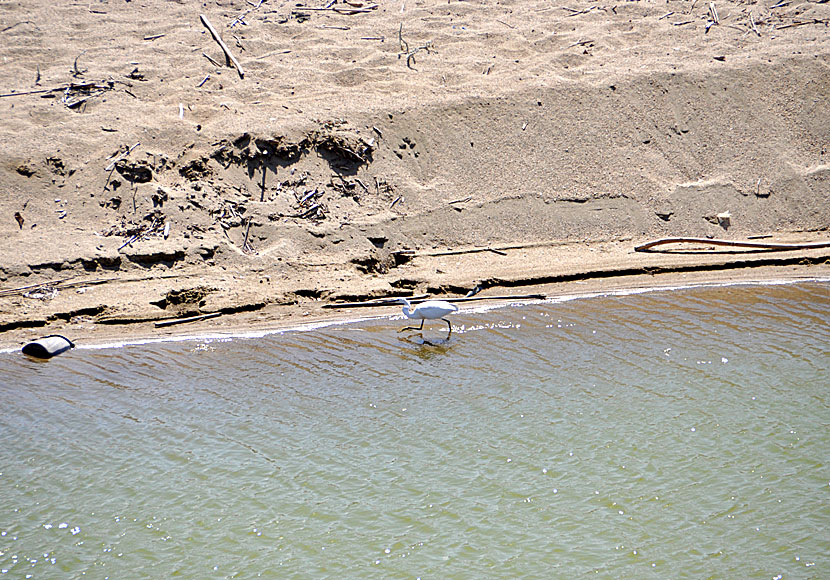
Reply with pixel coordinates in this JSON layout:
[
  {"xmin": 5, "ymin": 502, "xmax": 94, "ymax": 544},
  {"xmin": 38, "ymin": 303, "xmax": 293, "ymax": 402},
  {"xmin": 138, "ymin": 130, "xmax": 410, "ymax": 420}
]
[
  {"xmin": 22, "ymin": 335, "xmax": 75, "ymax": 358},
  {"xmin": 635, "ymin": 237, "xmax": 830, "ymax": 252}
]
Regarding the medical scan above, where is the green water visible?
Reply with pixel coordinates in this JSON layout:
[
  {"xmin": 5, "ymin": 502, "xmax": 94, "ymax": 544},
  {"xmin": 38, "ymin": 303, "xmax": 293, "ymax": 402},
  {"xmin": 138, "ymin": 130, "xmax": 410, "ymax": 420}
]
[{"xmin": 1, "ymin": 282, "xmax": 828, "ymax": 579}]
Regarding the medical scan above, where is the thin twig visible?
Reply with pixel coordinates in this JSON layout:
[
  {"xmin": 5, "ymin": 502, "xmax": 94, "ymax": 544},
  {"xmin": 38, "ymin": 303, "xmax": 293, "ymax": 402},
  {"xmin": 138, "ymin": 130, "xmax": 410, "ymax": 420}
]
[
  {"xmin": 567, "ymin": 39, "xmax": 594, "ymax": 48},
  {"xmin": 155, "ymin": 312, "xmax": 222, "ymax": 328},
  {"xmin": 242, "ymin": 217, "xmax": 254, "ymax": 253},
  {"xmin": 355, "ymin": 178, "xmax": 370, "ymax": 194},
  {"xmin": 105, "ymin": 142, "xmax": 140, "ymax": 172},
  {"xmin": 776, "ymin": 18, "xmax": 827, "ymax": 30},
  {"xmin": 323, "ymin": 293, "xmax": 546, "ymax": 309},
  {"xmin": 73, "ymin": 50, "xmax": 87, "ymax": 77},
  {"xmin": 0, "ymin": 80, "xmax": 112, "ymax": 99},
  {"xmin": 0, "ymin": 278, "xmax": 74, "ymax": 297},
  {"xmin": 255, "ymin": 49, "xmax": 291, "ymax": 60},
  {"xmin": 200, "ymin": 14, "xmax": 245, "ymax": 79},
  {"xmin": 1, "ymin": 20, "xmax": 36, "ymax": 33},
  {"xmin": 202, "ymin": 52, "xmax": 223, "ymax": 67},
  {"xmin": 563, "ymin": 6, "xmax": 598, "ymax": 16},
  {"xmin": 230, "ymin": 0, "xmax": 265, "ymax": 27},
  {"xmin": 748, "ymin": 11, "xmax": 761, "ymax": 36},
  {"xmin": 295, "ymin": 4, "xmax": 378, "ymax": 13}
]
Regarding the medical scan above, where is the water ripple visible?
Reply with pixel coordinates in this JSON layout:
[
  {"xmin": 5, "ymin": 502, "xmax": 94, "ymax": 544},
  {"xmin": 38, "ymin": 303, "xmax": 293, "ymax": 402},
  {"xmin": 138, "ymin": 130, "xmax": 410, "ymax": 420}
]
[{"xmin": 0, "ymin": 282, "xmax": 828, "ymax": 578}]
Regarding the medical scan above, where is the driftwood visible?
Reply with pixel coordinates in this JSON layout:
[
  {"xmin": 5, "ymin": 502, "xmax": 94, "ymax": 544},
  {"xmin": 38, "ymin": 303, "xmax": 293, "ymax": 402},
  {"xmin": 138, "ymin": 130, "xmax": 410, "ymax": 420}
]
[
  {"xmin": 200, "ymin": 14, "xmax": 244, "ymax": 79},
  {"xmin": 322, "ymin": 294, "xmax": 429, "ymax": 309},
  {"xmin": 776, "ymin": 18, "xmax": 828, "ymax": 30},
  {"xmin": 635, "ymin": 237, "xmax": 830, "ymax": 252},
  {"xmin": 0, "ymin": 80, "xmax": 113, "ymax": 99},
  {"xmin": 296, "ymin": 4, "xmax": 378, "ymax": 13},
  {"xmin": 395, "ymin": 246, "xmax": 508, "ymax": 258},
  {"xmin": 0, "ymin": 277, "xmax": 113, "ymax": 298},
  {"xmin": 154, "ymin": 312, "xmax": 222, "ymax": 328},
  {"xmin": 323, "ymin": 293, "xmax": 546, "ymax": 309}
]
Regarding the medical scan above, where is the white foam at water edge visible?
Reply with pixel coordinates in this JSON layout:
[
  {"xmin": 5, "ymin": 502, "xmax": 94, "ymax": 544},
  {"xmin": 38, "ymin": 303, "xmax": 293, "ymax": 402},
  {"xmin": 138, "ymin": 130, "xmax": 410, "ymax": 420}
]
[
  {"xmin": 73, "ymin": 313, "xmax": 389, "ymax": 351},
  {"xmin": 2, "ymin": 276, "xmax": 828, "ymax": 354},
  {"xmin": 461, "ymin": 276, "xmax": 830, "ymax": 314}
]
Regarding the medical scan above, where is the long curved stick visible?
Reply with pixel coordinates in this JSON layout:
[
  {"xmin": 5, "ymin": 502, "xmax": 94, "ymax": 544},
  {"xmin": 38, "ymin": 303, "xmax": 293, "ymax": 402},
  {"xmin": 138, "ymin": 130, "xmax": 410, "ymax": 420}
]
[{"xmin": 635, "ymin": 237, "xmax": 830, "ymax": 252}]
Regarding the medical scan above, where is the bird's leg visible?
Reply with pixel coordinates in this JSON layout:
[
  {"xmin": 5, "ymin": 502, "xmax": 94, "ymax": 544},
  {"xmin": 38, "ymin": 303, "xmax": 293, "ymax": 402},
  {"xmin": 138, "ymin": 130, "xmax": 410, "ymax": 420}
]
[
  {"xmin": 442, "ymin": 317, "xmax": 452, "ymax": 337},
  {"xmin": 400, "ymin": 319, "xmax": 426, "ymax": 332}
]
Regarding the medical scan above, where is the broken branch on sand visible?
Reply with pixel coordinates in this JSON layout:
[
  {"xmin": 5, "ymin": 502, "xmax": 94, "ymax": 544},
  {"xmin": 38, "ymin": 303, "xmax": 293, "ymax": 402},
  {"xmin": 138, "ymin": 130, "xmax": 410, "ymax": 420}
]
[
  {"xmin": 154, "ymin": 312, "xmax": 222, "ymax": 328},
  {"xmin": 323, "ymin": 294, "xmax": 429, "ymax": 309},
  {"xmin": 397, "ymin": 24, "xmax": 434, "ymax": 70},
  {"xmin": 0, "ymin": 277, "xmax": 115, "ymax": 298},
  {"xmin": 323, "ymin": 293, "xmax": 546, "ymax": 309},
  {"xmin": 567, "ymin": 39, "xmax": 594, "ymax": 48},
  {"xmin": 562, "ymin": 5, "xmax": 600, "ymax": 16},
  {"xmin": 395, "ymin": 246, "xmax": 510, "ymax": 259},
  {"xmin": 105, "ymin": 142, "xmax": 140, "ymax": 172},
  {"xmin": 775, "ymin": 18, "xmax": 828, "ymax": 30},
  {"xmin": 0, "ymin": 278, "xmax": 74, "ymax": 298},
  {"xmin": 748, "ymin": 12, "xmax": 761, "ymax": 36},
  {"xmin": 1, "ymin": 20, "xmax": 36, "ymax": 33},
  {"xmin": 706, "ymin": 2, "xmax": 720, "ymax": 31},
  {"xmin": 230, "ymin": 0, "xmax": 265, "ymax": 27},
  {"xmin": 0, "ymin": 80, "xmax": 113, "ymax": 99},
  {"xmin": 296, "ymin": 4, "xmax": 378, "ymax": 14},
  {"xmin": 202, "ymin": 52, "xmax": 222, "ymax": 67},
  {"xmin": 242, "ymin": 217, "xmax": 255, "ymax": 254},
  {"xmin": 200, "ymin": 14, "xmax": 244, "ymax": 79},
  {"xmin": 634, "ymin": 237, "xmax": 830, "ymax": 252}
]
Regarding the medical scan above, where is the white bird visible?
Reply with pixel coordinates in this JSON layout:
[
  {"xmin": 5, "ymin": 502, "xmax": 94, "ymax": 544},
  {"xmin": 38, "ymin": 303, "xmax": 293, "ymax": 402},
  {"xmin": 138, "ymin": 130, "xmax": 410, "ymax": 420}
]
[{"xmin": 394, "ymin": 297, "xmax": 459, "ymax": 336}]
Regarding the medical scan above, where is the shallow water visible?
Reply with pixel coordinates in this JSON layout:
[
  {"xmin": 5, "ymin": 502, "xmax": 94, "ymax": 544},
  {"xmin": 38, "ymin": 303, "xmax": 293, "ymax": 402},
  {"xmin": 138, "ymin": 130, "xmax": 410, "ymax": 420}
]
[{"xmin": 1, "ymin": 281, "xmax": 828, "ymax": 579}]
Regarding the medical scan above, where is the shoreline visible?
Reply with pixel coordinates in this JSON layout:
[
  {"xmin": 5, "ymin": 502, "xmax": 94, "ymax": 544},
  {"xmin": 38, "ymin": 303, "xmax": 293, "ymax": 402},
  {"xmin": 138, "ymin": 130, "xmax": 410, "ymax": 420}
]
[
  {"xmin": 4, "ymin": 260, "xmax": 828, "ymax": 355},
  {"xmin": 2, "ymin": 0, "xmax": 828, "ymax": 354}
]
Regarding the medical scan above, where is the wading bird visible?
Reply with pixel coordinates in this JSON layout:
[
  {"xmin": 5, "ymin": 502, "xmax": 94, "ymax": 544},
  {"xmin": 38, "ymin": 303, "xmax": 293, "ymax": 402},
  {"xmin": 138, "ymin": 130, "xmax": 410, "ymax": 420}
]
[{"xmin": 394, "ymin": 297, "xmax": 459, "ymax": 337}]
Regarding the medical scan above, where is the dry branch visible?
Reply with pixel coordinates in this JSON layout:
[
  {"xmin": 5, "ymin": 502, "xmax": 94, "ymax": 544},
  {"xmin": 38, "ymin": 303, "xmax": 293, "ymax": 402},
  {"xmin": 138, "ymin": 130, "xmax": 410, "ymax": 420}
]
[
  {"xmin": 200, "ymin": 14, "xmax": 244, "ymax": 79},
  {"xmin": 231, "ymin": 0, "xmax": 265, "ymax": 27},
  {"xmin": 297, "ymin": 4, "xmax": 378, "ymax": 13},
  {"xmin": 323, "ymin": 293, "xmax": 546, "ymax": 309},
  {"xmin": 154, "ymin": 312, "xmax": 222, "ymax": 328},
  {"xmin": 0, "ymin": 80, "xmax": 113, "ymax": 99},
  {"xmin": 634, "ymin": 237, "xmax": 830, "ymax": 252}
]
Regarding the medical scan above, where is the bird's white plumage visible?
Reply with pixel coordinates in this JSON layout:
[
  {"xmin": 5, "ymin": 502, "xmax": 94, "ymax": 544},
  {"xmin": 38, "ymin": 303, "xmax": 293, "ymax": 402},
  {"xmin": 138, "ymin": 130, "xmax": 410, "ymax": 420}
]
[
  {"xmin": 394, "ymin": 298, "xmax": 458, "ymax": 336},
  {"xmin": 400, "ymin": 299, "xmax": 458, "ymax": 320}
]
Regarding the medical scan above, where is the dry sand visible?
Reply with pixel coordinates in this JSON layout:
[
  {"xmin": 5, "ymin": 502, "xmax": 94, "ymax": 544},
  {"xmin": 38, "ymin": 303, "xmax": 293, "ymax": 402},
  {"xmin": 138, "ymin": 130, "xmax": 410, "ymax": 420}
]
[{"xmin": 1, "ymin": 0, "xmax": 829, "ymax": 349}]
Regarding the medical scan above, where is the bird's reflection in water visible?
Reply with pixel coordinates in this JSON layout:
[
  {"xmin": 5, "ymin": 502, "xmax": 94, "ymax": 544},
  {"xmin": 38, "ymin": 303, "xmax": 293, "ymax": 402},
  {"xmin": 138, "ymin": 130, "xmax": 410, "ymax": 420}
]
[{"xmin": 399, "ymin": 333, "xmax": 453, "ymax": 357}]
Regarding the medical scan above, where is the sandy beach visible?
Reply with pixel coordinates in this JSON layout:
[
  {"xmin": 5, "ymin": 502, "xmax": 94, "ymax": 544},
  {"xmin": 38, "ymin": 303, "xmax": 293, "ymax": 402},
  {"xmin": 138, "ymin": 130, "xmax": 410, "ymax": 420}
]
[{"xmin": 1, "ymin": 0, "xmax": 828, "ymax": 349}]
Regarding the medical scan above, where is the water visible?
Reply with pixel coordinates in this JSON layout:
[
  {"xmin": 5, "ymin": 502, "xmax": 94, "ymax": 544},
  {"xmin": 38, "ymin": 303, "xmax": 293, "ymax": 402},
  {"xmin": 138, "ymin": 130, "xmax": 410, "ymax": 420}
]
[{"xmin": 1, "ymin": 281, "xmax": 828, "ymax": 579}]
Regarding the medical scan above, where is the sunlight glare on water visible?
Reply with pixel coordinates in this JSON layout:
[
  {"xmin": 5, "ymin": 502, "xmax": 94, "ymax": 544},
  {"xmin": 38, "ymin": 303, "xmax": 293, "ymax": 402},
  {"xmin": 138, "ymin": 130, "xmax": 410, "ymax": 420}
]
[{"xmin": 0, "ymin": 281, "xmax": 828, "ymax": 578}]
